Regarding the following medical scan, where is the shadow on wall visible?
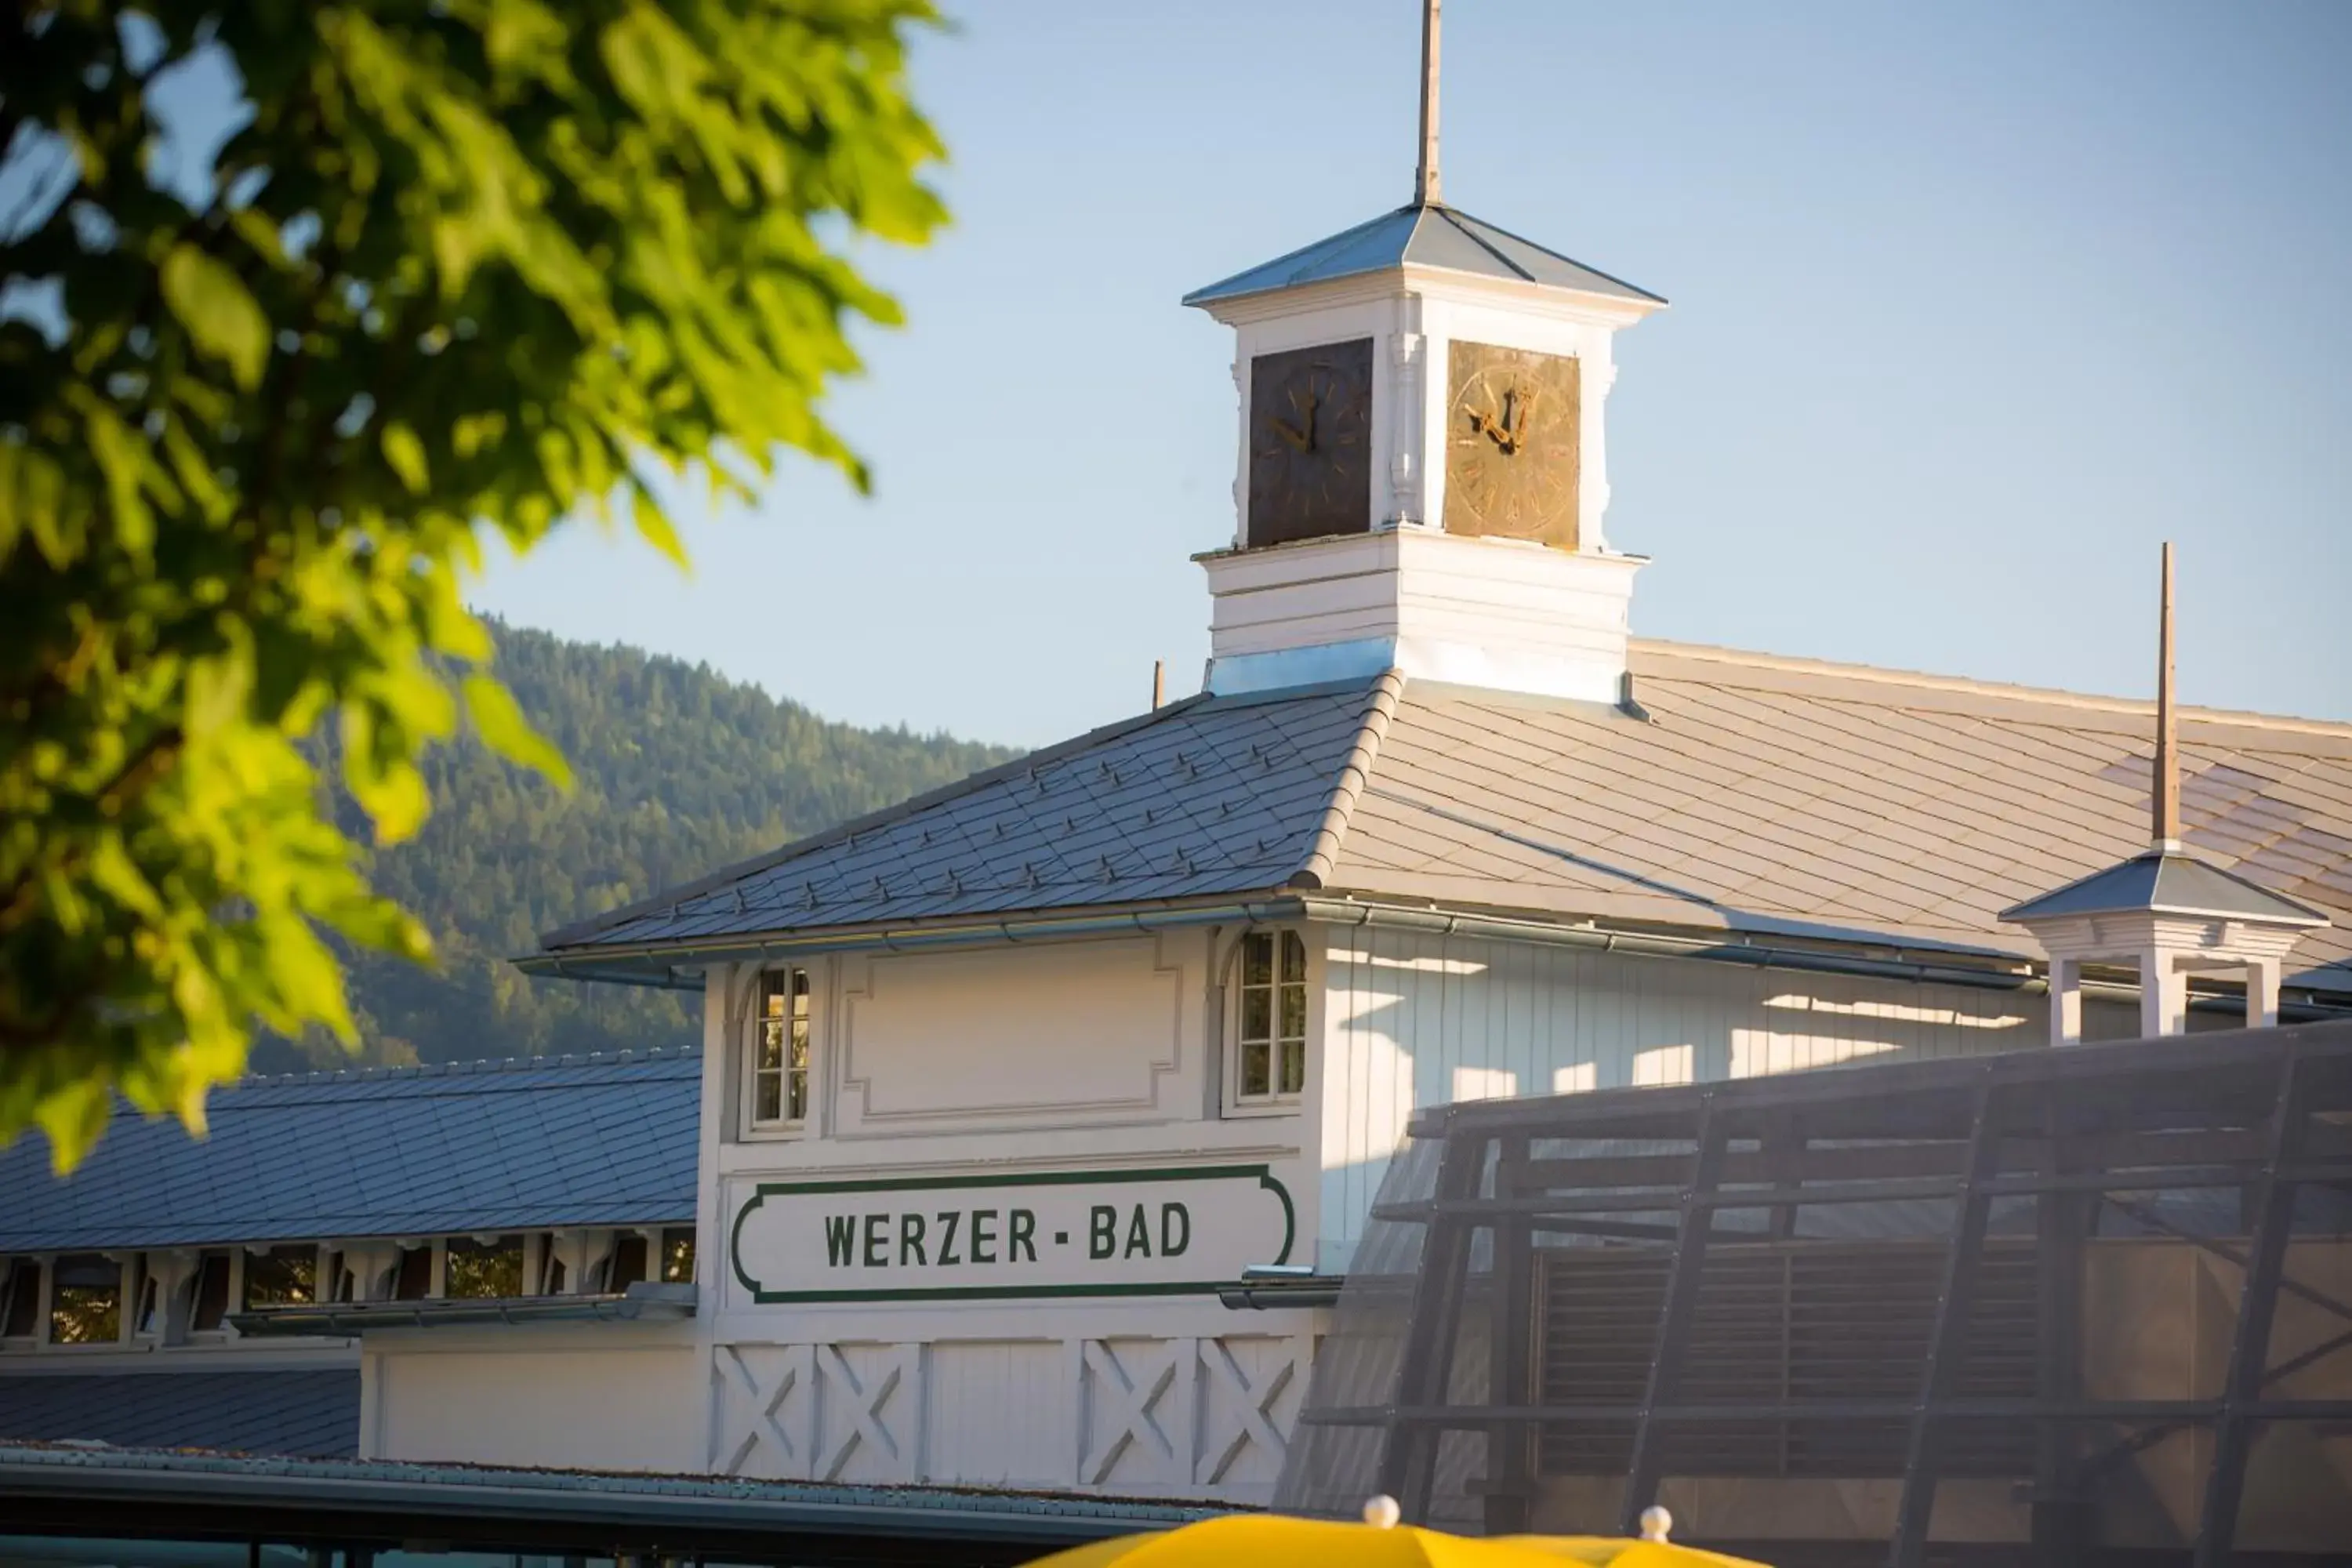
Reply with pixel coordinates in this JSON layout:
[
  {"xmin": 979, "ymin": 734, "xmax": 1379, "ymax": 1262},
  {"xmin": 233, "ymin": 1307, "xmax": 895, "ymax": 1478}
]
[{"xmin": 1311, "ymin": 927, "xmax": 2220, "ymax": 1272}]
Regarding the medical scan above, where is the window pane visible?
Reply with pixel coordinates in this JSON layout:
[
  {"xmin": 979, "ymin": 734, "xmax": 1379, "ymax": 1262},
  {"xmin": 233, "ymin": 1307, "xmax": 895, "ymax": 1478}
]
[
  {"xmin": 1241, "ymin": 932, "xmax": 1272, "ymax": 986},
  {"xmin": 390, "ymin": 1247, "xmax": 430, "ymax": 1303},
  {"xmin": 661, "ymin": 1229, "xmax": 696, "ymax": 1283},
  {"xmin": 2, "ymin": 1260, "xmax": 40, "ymax": 1338},
  {"xmin": 786, "ymin": 1069, "xmax": 808, "ymax": 1123},
  {"xmin": 1281, "ymin": 1038, "xmax": 1307, "ymax": 1096},
  {"xmin": 192, "ymin": 1253, "xmax": 233, "ymax": 1327},
  {"xmin": 1240, "ymin": 988, "xmax": 1271, "ymax": 1044},
  {"xmin": 243, "ymin": 1247, "xmax": 316, "ymax": 1308},
  {"xmin": 51, "ymin": 1254, "xmax": 120, "ymax": 1343},
  {"xmin": 1240, "ymin": 1040, "xmax": 1271, "ymax": 1098},
  {"xmin": 757, "ymin": 1018, "xmax": 784, "ymax": 1073},
  {"xmin": 610, "ymin": 1234, "xmax": 650, "ymax": 1292},
  {"xmin": 791, "ymin": 967, "xmax": 810, "ymax": 1015},
  {"xmin": 445, "ymin": 1236, "xmax": 523, "ymax": 1299},
  {"xmin": 763, "ymin": 973, "xmax": 790, "ymax": 1017},
  {"xmin": 755, "ymin": 1070, "xmax": 782, "ymax": 1123},
  {"xmin": 1280, "ymin": 981, "xmax": 1307, "ymax": 1041},
  {"xmin": 1280, "ymin": 929, "xmax": 1308, "ymax": 983}
]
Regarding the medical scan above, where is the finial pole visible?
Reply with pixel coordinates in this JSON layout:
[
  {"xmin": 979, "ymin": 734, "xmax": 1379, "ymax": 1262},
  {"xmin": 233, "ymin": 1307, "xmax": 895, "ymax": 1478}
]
[
  {"xmin": 1152, "ymin": 659, "xmax": 1166, "ymax": 710},
  {"xmin": 2154, "ymin": 541, "xmax": 2180, "ymax": 849},
  {"xmin": 1416, "ymin": 0, "xmax": 1442, "ymax": 205}
]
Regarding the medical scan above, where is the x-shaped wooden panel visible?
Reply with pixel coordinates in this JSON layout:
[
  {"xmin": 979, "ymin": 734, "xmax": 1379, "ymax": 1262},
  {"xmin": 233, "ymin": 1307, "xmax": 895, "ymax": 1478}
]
[
  {"xmin": 1080, "ymin": 1338, "xmax": 1181, "ymax": 1486},
  {"xmin": 815, "ymin": 1344, "xmax": 905, "ymax": 1483},
  {"xmin": 1196, "ymin": 1337, "xmax": 1298, "ymax": 1485},
  {"xmin": 716, "ymin": 1345, "xmax": 804, "ymax": 1477}
]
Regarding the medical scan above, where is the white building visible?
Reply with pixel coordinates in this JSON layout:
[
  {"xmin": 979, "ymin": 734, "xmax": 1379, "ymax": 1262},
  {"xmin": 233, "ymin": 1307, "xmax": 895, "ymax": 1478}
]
[
  {"xmin": 7, "ymin": 9, "xmax": 2348, "ymax": 1509},
  {"xmin": 505, "ymin": 94, "xmax": 2349, "ymax": 1506}
]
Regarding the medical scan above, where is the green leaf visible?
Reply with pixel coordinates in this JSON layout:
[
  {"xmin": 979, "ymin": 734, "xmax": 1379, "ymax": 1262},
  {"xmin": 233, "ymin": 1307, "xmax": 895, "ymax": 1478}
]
[
  {"xmin": 160, "ymin": 243, "xmax": 270, "ymax": 392},
  {"xmin": 382, "ymin": 422, "xmax": 430, "ymax": 495}
]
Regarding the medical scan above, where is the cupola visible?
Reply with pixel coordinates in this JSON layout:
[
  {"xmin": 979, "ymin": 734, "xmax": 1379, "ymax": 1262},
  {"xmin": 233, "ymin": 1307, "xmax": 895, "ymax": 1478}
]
[
  {"xmin": 2003, "ymin": 545, "xmax": 2330, "ymax": 1043},
  {"xmin": 1184, "ymin": 0, "xmax": 1665, "ymax": 704}
]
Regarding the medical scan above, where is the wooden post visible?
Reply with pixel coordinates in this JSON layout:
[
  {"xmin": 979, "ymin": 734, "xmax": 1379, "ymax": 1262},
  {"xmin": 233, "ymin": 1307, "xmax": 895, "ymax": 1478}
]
[
  {"xmin": 2154, "ymin": 541, "xmax": 2180, "ymax": 848},
  {"xmin": 1619, "ymin": 1097, "xmax": 1726, "ymax": 1534},
  {"xmin": 1416, "ymin": 0, "xmax": 1442, "ymax": 205},
  {"xmin": 1151, "ymin": 659, "xmax": 1165, "ymax": 710}
]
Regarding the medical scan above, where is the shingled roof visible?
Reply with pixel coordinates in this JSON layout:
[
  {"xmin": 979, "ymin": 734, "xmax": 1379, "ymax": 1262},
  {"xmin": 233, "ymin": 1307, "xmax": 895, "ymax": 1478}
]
[
  {"xmin": 529, "ymin": 644, "xmax": 2352, "ymax": 995},
  {"xmin": 0, "ymin": 1050, "xmax": 699, "ymax": 1252}
]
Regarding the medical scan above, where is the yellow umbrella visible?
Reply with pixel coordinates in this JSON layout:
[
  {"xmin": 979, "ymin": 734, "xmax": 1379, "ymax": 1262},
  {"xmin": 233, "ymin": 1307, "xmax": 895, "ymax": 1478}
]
[{"xmin": 1025, "ymin": 1499, "xmax": 1768, "ymax": 1567}]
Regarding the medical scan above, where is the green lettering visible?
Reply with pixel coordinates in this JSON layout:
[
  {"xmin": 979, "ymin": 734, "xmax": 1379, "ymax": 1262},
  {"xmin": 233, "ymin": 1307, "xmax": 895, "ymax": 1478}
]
[
  {"xmin": 899, "ymin": 1212, "xmax": 927, "ymax": 1266},
  {"xmin": 938, "ymin": 1210, "xmax": 963, "ymax": 1266},
  {"xmin": 1125, "ymin": 1203, "xmax": 1152, "ymax": 1259},
  {"xmin": 825, "ymin": 1214, "xmax": 856, "ymax": 1268},
  {"xmin": 1009, "ymin": 1208, "xmax": 1037, "ymax": 1263},
  {"xmin": 1161, "ymin": 1202, "xmax": 1191, "ymax": 1258},
  {"xmin": 971, "ymin": 1208, "xmax": 998, "ymax": 1265},
  {"xmin": 863, "ymin": 1213, "xmax": 889, "ymax": 1268},
  {"xmin": 1089, "ymin": 1205, "xmax": 1117, "ymax": 1260}
]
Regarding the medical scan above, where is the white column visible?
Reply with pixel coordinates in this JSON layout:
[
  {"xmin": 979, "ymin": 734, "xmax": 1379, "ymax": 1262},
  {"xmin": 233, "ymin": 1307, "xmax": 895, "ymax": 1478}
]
[
  {"xmin": 2049, "ymin": 957, "xmax": 2084, "ymax": 1047},
  {"xmin": 2140, "ymin": 949, "xmax": 2188, "ymax": 1038},
  {"xmin": 2245, "ymin": 956, "xmax": 2284, "ymax": 1029}
]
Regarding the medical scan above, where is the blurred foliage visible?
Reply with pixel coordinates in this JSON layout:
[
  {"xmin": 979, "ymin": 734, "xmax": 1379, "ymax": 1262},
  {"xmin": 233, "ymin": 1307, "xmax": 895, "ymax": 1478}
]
[
  {"xmin": 249, "ymin": 620, "xmax": 1011, "ymax": 1076},
  {"xmin": 0, "ymin": 2, "xmax": 945, "ymax": 1167}
]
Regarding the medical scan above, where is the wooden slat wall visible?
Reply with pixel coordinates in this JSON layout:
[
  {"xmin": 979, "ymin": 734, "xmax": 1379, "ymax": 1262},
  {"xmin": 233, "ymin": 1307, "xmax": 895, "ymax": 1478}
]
[{"xmin": 1315, "ymin": 924, "xmax": 2147, "ymax": 1269}]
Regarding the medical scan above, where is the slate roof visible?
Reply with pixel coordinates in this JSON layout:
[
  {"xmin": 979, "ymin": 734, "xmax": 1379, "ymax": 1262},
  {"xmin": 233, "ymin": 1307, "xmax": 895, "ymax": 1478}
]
[
  {"xmin": 538, "ymin": 679, "xmax": 1392, "ymax": 954},
  {"xmin": 1326, "ymin": 644, "xmax": 2352, "ymax": 988},
  {"xmin": 0, "ymin": 1370, "xmax": 358, "ymax": 1457},
  {"xmin": 530, "ymin": 643, "xmax": 2352, "ymax": 996},
  {"xmin": 0, "ymin": 1050, "xmax": 699, "ymax": 1252},
  {"xmin": 1181, "ymin": 202, "xmax": 1664, "ymax": 308},
  {"xmin": 2001, "ymin": 848, "xmax": 2332, "ymax": 925}
]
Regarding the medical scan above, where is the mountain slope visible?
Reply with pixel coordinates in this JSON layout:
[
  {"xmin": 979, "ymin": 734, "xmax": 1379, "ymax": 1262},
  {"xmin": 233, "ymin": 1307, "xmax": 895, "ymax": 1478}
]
[{"xmin": 256, "ymin": 623, "xmax": 1014, "ymax": 1073}]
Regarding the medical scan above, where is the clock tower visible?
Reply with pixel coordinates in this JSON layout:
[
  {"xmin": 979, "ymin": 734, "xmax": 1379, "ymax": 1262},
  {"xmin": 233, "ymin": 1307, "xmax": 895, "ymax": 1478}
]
[{"xmin": 1185, "ymin": 0, "xmax": 1665, "ymax": 703}]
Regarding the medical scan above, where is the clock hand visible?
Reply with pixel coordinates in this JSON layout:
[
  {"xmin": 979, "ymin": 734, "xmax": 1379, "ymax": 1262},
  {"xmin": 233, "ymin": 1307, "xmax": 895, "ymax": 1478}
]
[
  {"xmin": 1269, "ymin": 416, "xmax": 1309, "ymax": 452},
  {"xmin": 1504, "ymin": 386, "xmax": 1537, "ymax": 455}
]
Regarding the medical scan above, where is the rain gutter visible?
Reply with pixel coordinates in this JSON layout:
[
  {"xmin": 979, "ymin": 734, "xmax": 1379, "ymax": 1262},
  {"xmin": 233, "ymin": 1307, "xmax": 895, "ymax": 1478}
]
[
  {"xmin": 515, "ymin": 898, "xmax": 1309, "ymax": 992},
  {"xmin": 1292, "ymin": 898, "xmax": 2352, "ymax": 1022},
  {"xmin": 230, "ymin": 1283, "xmax": 695, "ymax": 1337}
]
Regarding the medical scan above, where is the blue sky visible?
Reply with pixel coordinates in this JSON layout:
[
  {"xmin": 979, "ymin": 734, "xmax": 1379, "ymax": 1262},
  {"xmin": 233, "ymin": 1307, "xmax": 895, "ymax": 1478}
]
[
  {"xmin": 29, "ymin": 2, "xmax": 2352, "ymax": 747},
  {"xmin": 481, "ymin": 0, "xmax": 2350, "ymax": 746}
]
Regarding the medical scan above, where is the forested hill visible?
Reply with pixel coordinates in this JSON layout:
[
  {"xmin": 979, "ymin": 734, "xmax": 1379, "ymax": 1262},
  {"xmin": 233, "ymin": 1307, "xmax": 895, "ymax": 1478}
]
[{"xmin": 252, "ymin": 623, "xmax": 1015, "ymax": 1075}]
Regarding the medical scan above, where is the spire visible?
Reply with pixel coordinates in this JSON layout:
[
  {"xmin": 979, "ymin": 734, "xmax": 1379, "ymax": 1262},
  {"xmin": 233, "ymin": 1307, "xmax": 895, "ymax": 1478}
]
[
  {"xmin": 1415, "ymin": 0, "xmax": 1442, "ymax": 206},
  {"xmin": 2154, "ymin": 540, "xmax": 2180, "ymax": 850}
]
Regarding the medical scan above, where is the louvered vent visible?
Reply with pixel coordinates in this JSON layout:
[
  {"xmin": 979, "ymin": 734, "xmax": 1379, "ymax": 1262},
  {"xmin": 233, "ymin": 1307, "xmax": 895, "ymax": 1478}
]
[{"xmin": 1537, "ymin": 1240, "xmax": 2038, "ymax": 1479}]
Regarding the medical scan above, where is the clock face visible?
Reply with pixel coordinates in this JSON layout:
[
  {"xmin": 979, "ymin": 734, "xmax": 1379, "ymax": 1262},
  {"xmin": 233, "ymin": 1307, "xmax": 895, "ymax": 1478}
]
[
  {"xmin": 1247, "ymin": 338, "xmax": 1373, "ymax": 547},
  {"xmin": 1443, "ymin": 341, "xmax": 1581, "ymax": 548}
]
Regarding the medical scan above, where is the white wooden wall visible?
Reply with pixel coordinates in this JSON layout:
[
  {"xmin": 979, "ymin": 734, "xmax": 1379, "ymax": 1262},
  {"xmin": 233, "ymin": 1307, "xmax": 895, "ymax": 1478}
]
[
  {"xmin": 709, "ymin": 1309, "xmax": 1312, "ymax": 1503},
  {"xmin": 1314, "ymin": 924, "xmax": 2147, "ymax": 1270}
]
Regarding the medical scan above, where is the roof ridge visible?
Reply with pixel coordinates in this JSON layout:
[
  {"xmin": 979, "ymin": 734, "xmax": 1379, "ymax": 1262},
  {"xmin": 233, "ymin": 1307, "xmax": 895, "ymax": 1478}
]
[
  {"xmin": 1438, "ymin": 206, "xmax": 1669, "ymax": 304},
  {"xmin": 1634, "ymin": 637, "xmax": 2352, "ymax": 739},
  {"xmin": 535, "ymin": 695, "xmax": 1214, "ymax": 953},
  {"xmin": 1288, "ymin": 670, "xmax": 1406, "ymax": 891},
  {"xmin": 1434, "ymin": 205, "xmax": 1537, "ymax": 284}
]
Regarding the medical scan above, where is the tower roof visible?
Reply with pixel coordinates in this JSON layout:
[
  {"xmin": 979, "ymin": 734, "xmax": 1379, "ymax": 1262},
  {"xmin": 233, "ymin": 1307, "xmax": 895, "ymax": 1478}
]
[
  {"xmin": 1181, "ymin": 202, "xmax": 1664, "ymax": 310},
  {"xmin": 1999, "ymin": 848, "xmax": 2330, "ymax": 928}
]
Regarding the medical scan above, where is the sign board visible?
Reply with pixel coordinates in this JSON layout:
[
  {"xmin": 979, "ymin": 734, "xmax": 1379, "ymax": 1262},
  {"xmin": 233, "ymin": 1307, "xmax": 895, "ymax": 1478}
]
[{"xmin": 728, "ymin": 1163, "xmax": 1296, "ymax": 1303}]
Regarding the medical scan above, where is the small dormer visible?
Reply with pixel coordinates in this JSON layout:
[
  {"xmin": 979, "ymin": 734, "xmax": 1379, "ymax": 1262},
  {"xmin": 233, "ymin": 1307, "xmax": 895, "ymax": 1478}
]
[
  {"xmin": 2004, "ymin": 545, "xmax": 2331, "ymax": 1042},
  {"xmin": 1182, "ymin": 1, "xmax": 1664, "ymax": 705}
]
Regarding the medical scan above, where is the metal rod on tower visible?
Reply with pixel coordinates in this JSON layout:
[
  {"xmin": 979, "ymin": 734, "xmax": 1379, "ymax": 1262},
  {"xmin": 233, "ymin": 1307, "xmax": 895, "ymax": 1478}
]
[
  {"xmin": 2154, "ymin": 541, "xmax": 2180, "ymax": 848},
  {"xmin": 1416, "ymin": 0, "xmax": 1443, "ymax": 205}
]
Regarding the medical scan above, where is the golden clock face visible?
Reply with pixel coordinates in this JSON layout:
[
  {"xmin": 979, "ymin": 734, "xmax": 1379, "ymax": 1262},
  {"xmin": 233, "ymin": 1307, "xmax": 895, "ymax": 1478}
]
[
  {"xmin": 1247, "ymin": 338, "xmax": 1373, "ymax": 547},
  {"xmin": 1443, "ymin": 341, "xmax": 1581, "ymax": 548}
]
